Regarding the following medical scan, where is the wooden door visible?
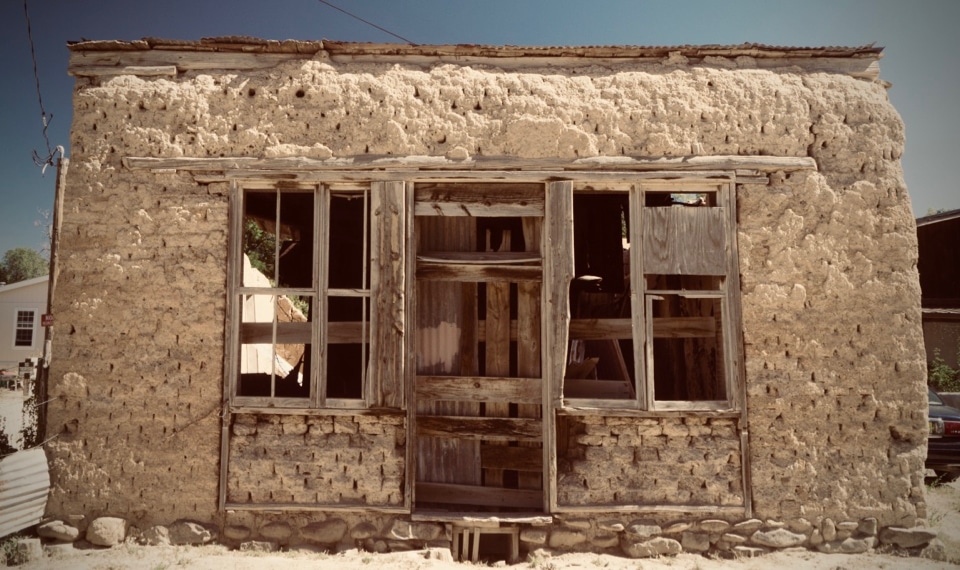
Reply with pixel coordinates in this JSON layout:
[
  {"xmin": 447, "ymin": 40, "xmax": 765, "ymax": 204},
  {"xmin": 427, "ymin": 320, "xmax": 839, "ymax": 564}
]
[{"xmin": 412, "ymin": 183, "xmax": 545, "ymax": 513}]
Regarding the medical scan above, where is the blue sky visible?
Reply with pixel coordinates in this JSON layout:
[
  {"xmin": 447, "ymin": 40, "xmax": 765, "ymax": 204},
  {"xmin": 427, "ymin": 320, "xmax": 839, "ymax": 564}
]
[{"xmin": 1, "ymin": 0, "xmax": 958, "ymax": 256}]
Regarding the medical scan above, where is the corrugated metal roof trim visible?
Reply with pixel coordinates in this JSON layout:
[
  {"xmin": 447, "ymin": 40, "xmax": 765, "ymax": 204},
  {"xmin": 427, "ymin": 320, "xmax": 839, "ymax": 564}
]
[
  {"xmin": 916, "ymin": 208, "xmax": 960, "ymax": 227},
  {"xmin": 0, "ymin": 448, "xmax": 50, "ymax": 538},
  {"xmin": 66, "ymin": 37, "xmax": 883, "ymax": 59}
]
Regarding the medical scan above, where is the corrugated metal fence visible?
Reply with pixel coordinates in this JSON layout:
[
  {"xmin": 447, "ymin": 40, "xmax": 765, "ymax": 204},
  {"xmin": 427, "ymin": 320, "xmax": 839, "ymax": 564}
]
[{"xmin": 0, "ymin": 448, "xmax": 50, "ymax": 537}]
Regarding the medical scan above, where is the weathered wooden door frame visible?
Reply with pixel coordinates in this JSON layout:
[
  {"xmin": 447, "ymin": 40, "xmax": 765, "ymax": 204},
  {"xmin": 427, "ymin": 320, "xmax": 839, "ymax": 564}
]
[{"xmin": 405, "ymin": 181, "xmax": 568, "ymax": 514}]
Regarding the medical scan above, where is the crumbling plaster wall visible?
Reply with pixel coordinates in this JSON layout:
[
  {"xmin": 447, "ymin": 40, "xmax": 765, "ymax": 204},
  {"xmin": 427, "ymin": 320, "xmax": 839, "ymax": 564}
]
[{"xmin": 48, "ymin": 51, "xmax": 925, "ymax": 528}]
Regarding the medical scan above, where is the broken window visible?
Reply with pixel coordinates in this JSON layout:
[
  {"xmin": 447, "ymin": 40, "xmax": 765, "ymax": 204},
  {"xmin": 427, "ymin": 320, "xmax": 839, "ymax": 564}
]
[
  {"xmin": 231, "ymin": 185, "xmax": 370, "ymax": 407},
  {"xmin": 563, "ymin": 181, "xmax": 740, "ymax": 411}
]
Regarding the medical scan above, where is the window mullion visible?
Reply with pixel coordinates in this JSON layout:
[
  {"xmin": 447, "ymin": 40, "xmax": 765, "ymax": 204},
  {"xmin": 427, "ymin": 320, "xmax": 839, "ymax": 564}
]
[
  {"xmin": 629, "ymin": 183, "xmax": 648, "ymax": 409},
  {"xmin": 315, "ymin": 184, "xmax": 328, "ymax": 408}
]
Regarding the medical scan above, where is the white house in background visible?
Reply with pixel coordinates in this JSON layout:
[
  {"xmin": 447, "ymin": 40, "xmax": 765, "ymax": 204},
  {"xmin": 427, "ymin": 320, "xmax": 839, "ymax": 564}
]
[{"xmin": 0, "ymin": 275, "xmax": 48, "ymax": 372}]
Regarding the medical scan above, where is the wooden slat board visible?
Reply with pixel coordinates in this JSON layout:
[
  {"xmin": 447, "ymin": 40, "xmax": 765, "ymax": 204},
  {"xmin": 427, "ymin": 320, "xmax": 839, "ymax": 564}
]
[
  {"xmin": 416, "ymin": 483, "xmax": 542, "ymax": 509},
  {"xmin": 518, "ymin": 217, "xmax": 544, "ymax": 493},
  {"xmin": 417, "ymin": 251, "xmax": 540, "ymax": 264},
  {"xmin": 417, "ymin": 416, "xmax": 543, "ymax": 442},
  {"xmin": 484, "ymin": 227, "xmax": 512, "ymax": 489},
  {"xmin": 414, "ymin": 183, "xmax": 544, "ymax": 217},
  {"xmin": 416, "ymin": 376, "xmax": 541, "ymax": 404},
  {"xmin": 416, "ymin": 262, "xmax": 542, "ymax": 282},
  {"xmin": 642, "ymin": 207, "xmax": 726, "ymax": 275}
]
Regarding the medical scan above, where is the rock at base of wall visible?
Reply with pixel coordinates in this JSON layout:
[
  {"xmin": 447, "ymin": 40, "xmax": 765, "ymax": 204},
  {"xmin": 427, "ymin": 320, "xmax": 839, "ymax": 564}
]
[
  {"xmin": 141, "ymin": 525, "xmax": 171, "ymax": 546},
  {"xmin": 86, "ymin": 517, "xmax": 128, "ymax": 547},
  {"xmin": 750, "ymin": 528, "xmax": 806, "ymax": 548},
  {"xmin": 301, "ymin": 519, "xmax": 348, "ymax": 544},
  {"xmin": 168, "ymin": 520, "xmax": 215, "ymax": 545},
  {"xmin": 620, "ymin": 536, "xmax": 682, "ymax": 558},
  {"xmin": 38, "ymin": 520, "xmax": 80, "ymax": 542},
  {"xmin": 878, "ymin": 527, "xmax": 938, "ymax": 549}
]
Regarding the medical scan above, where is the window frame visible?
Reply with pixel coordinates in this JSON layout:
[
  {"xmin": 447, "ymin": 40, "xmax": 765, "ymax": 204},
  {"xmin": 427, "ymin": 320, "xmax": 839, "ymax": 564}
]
[
  {"xmin": 13, "ymin": 309, "xmax": 37, "ymax": 349},
  {"xmin": 226, "ymin": 181, "xmax": 375, "ymax": 410},
  {"xmin": 562, "ymin": 180, "xmax": 743, "ymax": 412}
]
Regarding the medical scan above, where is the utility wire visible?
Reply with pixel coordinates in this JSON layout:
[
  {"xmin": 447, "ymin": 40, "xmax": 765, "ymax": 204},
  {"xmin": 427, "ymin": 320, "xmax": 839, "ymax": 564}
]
[
  {"xmin": 315, "ymin": 0, "xmax": 417, "ymax": 46},
  {"xmin": 23, "ymin": 0, "xmax": 61, "ymax": 174}
]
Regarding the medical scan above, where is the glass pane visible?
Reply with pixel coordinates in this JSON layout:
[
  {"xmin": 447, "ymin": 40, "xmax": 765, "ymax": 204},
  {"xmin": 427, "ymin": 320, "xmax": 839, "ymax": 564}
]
[
  {"xmin": 326, "ymin": 296, "xmax": 368, "ymax": 399},
  {"xmin": 650, "ymin": 295, "xmax": 726, "ymax": 402},
  {"xmin": 237, "ymin": 294, "xmax": 312, "ymax": 399},
  {"xmin": 328, "ymin": 193, "xmax": 368, "ymax": 290},
  {"xmin": 276, "ymin": 192, "xmax": 314, "ymax": 289}
]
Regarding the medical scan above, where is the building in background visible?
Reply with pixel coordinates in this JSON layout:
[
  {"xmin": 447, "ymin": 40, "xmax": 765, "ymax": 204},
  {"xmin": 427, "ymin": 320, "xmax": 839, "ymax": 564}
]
[{"xmin": 0, "ymin": 275, "xmax": 47, "ymax": 375}]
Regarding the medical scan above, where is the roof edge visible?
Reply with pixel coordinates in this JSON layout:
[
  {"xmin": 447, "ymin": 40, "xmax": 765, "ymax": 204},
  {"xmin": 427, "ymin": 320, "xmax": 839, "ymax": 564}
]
[{"xmin": 66, "ymin": 37, "xmax": 884, "ymax": 60}]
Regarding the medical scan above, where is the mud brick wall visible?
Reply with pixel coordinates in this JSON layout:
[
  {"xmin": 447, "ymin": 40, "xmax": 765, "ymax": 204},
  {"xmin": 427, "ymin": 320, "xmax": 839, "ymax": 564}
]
[
  {"xmin": 227, "ymin": 414, "xmax": 405, "ymax": 506},
  {"xmin": 557, "ymin": 416, "xmax": 743, "ymax": 507},
  {"xmin": 45, "ymin": 172, "xmax": 228, "ymax": 527}
]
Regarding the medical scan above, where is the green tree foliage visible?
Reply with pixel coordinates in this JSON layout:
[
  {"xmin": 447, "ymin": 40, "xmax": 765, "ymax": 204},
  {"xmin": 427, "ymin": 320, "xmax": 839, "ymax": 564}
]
[
  {"xmin": 0, "ymin": 248, "xmax": 48, "ymax": 284},
  {"xmin": 929, "ymin": 346, "xmax": 960, "ymax": 393},
  {"xmin": 243, "ymin": 220, "xmax": 276, "ymax": 280}
]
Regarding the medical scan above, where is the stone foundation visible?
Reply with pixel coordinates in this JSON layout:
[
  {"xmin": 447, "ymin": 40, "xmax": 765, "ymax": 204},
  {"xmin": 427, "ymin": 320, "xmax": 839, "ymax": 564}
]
[{"xmin": 33, "ymin": 513, "xmax": 942, "ymax": 561}]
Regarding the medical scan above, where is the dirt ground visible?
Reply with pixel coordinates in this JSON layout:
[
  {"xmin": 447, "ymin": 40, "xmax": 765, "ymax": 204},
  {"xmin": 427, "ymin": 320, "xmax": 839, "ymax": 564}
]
[{"xmin": 11, "ymin": 479, "xmax": 959, "ymax": 570}]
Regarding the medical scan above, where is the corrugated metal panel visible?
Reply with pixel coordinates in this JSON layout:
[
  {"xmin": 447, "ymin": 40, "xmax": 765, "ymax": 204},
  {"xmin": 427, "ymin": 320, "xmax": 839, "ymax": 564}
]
[{"xmin": 0, "ymin": 448, "xmax": 50, "ymax": 537}]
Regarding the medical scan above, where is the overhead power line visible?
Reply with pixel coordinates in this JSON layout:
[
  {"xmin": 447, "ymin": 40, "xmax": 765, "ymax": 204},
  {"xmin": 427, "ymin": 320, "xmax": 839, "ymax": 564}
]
[
  {"xmin": 315, "ymin": 0, "xmax": 417, "ymax": 46},
  {"xmin": 23, "ymin": 0, "xmax": 61, "ymax": 174}
]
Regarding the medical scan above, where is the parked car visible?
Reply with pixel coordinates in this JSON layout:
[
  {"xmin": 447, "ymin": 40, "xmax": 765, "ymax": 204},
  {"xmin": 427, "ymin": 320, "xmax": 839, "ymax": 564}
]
[{"xmin": 927, "ymin": 387, "xmax": 960, "ymax": 482}]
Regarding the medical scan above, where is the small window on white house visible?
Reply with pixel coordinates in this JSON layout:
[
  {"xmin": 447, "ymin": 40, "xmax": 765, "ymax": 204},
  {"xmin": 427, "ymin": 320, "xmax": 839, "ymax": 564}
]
[
  {"xmin": 563, "ymin": 181, "xmax": 741, "ymax": 411},
  {"xmin": 15, "ymin": 310, "xmax": 36, "ymax": 348},
  {"xmin": 231, "ymin": 185, "xmax": 371, "ymax": 408}
]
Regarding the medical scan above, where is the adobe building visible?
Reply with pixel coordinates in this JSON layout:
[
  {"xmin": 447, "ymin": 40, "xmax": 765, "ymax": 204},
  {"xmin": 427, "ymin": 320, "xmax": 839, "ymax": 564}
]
[{"xmin": 43, "ymin": 38, "xmax": 932, "ymax": 558}]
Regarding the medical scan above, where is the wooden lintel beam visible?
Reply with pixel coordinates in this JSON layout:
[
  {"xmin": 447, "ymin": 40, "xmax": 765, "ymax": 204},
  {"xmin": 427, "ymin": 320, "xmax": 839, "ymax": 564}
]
[{"xmin": 124, "ymin": 154, "xmax": 817, "ymax": 173}]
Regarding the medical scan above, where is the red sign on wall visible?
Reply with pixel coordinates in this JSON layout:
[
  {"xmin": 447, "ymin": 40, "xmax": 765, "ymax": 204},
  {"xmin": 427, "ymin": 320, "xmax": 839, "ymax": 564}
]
[{"xmin": 41, "ymin": 314, "xmax": 53, "ymax": 327}]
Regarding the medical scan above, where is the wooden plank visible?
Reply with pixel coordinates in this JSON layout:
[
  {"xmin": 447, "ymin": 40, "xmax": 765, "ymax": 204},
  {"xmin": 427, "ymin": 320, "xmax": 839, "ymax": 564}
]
[
  {"xmin": 197, "ymin": 170, "xmax": 737, "ymax": 185},
  {"xmin": 417, "ymin": 251, "xmax": 540, "ymax": 264},
  {"xmin": 417, "ymin": 416, "xmax": 542, "ymax": 442},
  {"xmin": 239, "ymin": 320, "xmax": 371, "ymax": 344},
  {"xmin": 416, "ymin": 262, "xmax": 541, "ymax": 282},
  {"xmin": 567, "ymin": 317, "xmax": 716, "ymax": 339},
  {"xmin": 416, "ymin": 483, "xmax": 542, "ymax": 509},
  {"xmin": 518, "ymin": 217, "xmax": 543, "ymax": 493},
  {"xmin": 411, "ymin": 512, "xmax": 553, "ymax": 525},
  {"xmin": 124, "ymin": 154, "xmax": 819, "ymax": 174},
  {"xmin": 484, "ymin": 225, "xmax": 512, "ymax": 489},
  {"xmin": 481, "ymin": 445, "xmax": 542, "ymax": 472},
  {"xmin": 69, "ymin": 50, "xmax": 304, "ymax": 73},
  {"xmin": 543, "ymin": 181, "xmax": 574, "ymax": 514},
  {"xmin": 415, "ymin": 183, "xmax": 544, "ymax": 217},
  {"xmin": 416, "ymin": 376, "xmax": 542, "ymax": 404},
  {"xmin": 372, "ymin": 181, "xmax": 406, "ymax": 408},
  {"xmin": 69, "ymin": 65, "xmax": 177, "ymax": 77},
  {"xmin": 642, "ymin": 206, "xmax": 726, "ymax": 275}
]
